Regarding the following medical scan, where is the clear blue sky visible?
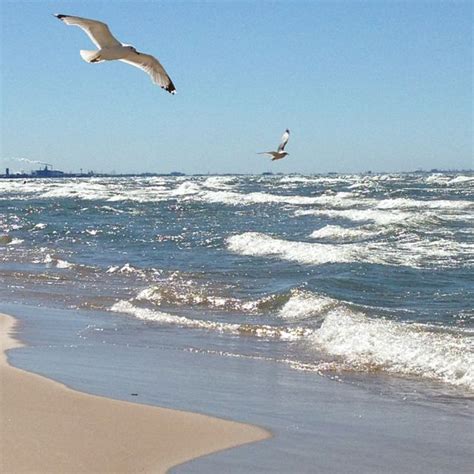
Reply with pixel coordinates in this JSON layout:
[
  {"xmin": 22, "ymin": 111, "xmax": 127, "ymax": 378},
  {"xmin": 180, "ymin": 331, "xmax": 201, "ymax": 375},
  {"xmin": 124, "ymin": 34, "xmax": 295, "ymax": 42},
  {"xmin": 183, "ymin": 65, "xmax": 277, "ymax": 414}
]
[{"xmin": 1, "ymin": 0, "xmax": 472, "ymax": 174}]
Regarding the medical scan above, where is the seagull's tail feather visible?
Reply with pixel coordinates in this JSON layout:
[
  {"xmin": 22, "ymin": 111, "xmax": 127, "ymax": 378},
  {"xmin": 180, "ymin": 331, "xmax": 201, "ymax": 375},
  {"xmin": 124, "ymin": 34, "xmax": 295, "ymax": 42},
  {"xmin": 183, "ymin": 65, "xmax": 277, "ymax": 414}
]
[{"xmin": 80, "ymin": 50, "xmax": 102, "ymax": 63}]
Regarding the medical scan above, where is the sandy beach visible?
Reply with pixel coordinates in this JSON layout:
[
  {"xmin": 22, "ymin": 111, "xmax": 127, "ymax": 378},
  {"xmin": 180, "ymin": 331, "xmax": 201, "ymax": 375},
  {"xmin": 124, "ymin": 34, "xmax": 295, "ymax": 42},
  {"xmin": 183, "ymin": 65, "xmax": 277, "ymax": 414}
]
[{"xmin": 0, "ymin": 313, "xmax": 269, "ymax": 473}]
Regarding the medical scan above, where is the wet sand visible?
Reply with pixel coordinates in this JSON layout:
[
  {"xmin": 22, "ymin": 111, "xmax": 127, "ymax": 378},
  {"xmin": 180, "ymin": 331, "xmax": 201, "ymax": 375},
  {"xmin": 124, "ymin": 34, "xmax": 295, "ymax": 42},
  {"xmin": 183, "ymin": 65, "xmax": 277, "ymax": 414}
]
[{"xmin": 0, "ymin": 313, "xmax": 269, "ymax": 473}]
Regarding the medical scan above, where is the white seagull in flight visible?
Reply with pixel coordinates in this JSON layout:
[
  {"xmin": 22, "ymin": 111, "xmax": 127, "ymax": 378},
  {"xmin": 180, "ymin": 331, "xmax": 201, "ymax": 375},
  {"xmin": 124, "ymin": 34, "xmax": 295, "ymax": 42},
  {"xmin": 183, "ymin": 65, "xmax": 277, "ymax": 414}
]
[
  {"xmin": 54, "ymin": 14, "xmax": 176, "ymax": 94},
  {"xmin": 258, "ymin": 129, "xmax": 290, "ymax": 161}
]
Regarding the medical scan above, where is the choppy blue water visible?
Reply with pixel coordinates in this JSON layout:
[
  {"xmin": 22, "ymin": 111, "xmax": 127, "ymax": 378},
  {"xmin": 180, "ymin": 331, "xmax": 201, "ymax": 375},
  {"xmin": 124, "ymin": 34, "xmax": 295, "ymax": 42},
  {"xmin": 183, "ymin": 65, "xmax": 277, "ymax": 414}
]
[{"xmin": 1, "ymin": 172, "xmax": 473, "ymax": 397}]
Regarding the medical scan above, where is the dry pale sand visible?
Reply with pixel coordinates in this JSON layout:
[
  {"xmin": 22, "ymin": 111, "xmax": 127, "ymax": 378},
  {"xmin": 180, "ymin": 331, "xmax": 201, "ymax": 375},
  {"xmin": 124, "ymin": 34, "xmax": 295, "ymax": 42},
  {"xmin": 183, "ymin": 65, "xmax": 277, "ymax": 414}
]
[{"xmin": 0, "ymin": 313, "xmax": 270, "ymax": 473}]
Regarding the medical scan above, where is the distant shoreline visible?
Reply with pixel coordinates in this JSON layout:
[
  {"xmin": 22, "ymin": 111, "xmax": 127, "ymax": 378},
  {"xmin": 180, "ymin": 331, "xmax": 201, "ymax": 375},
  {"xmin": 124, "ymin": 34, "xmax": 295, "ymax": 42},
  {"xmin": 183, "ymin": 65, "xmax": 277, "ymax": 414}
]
[{"xmin": 1, "ymin": 169, "xmax": 472, "ymax": 179}]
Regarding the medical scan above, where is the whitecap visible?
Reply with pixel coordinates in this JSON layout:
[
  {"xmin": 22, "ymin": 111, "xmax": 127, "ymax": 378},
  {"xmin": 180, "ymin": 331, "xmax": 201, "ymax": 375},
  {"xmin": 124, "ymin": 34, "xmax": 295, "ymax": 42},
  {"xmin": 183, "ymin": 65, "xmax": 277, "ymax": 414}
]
[
  {"xmin": 136, "ymin": 283, "xmax": 269, "ymax": 313},
  {"xmin": 171, "ymin": 181, "xmax": 202, "ymax": 196},
  {"xmin": 377, "ymin": 198, "xmax": 473, "ymax": 210},
  {"xmin": 37, "ymin": 254, "xmax": 75, "ymax": 268},
  {"xmin": 309, "ymin": 225, "xmax": 379, "ymax": 241},
  {"xmin": 295, "ymin": 208, "xmax": 412, "ymax": 226},
  {"xmin": 7, "ymin": 237, "xmax": 24, "ymax": 246},
  {"xmin": 278, "ymin": 291, "xmax": 337, "ymax": 321},
  {"xmin": 100, "ymin": 205, "xmax": 124, "ymax": 214},
  {"xmin": 227, "ymin": 232, "xmax": 473, "ymax": 268},
  {"xmin": 110, "ymin": 300, "xmax": 310, "ymax": 341},
  {"xmin": 312, "ymin": 308, "xmax": 474, "ymax": 390},
  {"xmin": 56, "ymin": 259, "xmax": 74, "ymax": 269},
  {"xmin": 110, "ymin": 299, "xmax": 474, "ymax": 390},
  {"xmin": 448, "ymin": 175, "xmax": 474, "ymax": 185},
  {"xmin": 202, "ymin": 176, "xmax": 237, "ymax": 189},
  {"xmin": 199, "ymin": 190, "xmax": 368, "ymax": 208},
  {"xmin": 105, "ymin": 263, "xmax": 146, "ymax": 277}
]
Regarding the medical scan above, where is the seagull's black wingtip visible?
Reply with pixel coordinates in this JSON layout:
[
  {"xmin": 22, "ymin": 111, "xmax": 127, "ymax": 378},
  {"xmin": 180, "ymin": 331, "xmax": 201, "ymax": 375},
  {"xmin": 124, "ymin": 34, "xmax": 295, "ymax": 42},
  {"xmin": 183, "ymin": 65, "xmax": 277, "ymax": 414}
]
[
  {"xmin": 53, "ymin": 14, "xmax": 67, "ymax": 20},
  {"xmin": 163, "ymin": 84, "xmax": 177, "ymax": 95},
  {"xmin": 161, "ymin": 85, "xmax": 177, "ymax": 95}
]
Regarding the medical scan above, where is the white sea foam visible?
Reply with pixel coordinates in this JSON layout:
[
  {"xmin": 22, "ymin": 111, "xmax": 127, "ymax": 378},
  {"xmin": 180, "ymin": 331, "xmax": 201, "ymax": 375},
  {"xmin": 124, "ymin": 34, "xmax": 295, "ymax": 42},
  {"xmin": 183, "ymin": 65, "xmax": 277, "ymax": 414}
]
[
  {"xmin": 19, "ymin": 179, "xmax": 170, "ymax": 203},
  {"xmin": 313, "ymin": 308, "xmax": 474, "ymax": 389},
  {"xmin": 111, "ymin": 300, "xmax": 310, "ymax": 341},
  {"xmin": 227, "ymin": 232, "xmax": 473, "ymax": 268},
  {"xmin": 278, "ymin": 291, "xmax": 337, "ymax": 321},
  {"xmin": 202, "ymin": 176, "xmax": 237, "ymax": 189},
  {"xmin": 136, "ymin": 282, "xmax": 282, "ymax": 313},
  {"xmin": 106, "ymin": 263, "xmax": 146, "ymax": 276},
  {"xmin": 425, "ymin": 174, "xmax": 451, "ymax": 185},
  {"xmin": 38, "ymin": 254, "xmax": 75, "ymax": 268},
  {"xmin": 425, "ymin": 174, "xmax": 474, "ymax": 186},
  {"xmin": 56, "ymin": 259, "xmax": 74, "ymax": 269},
  {"xmin": 110, "ymin": 299, "xmax": 474, "ymax": 390},
  {"xmin": 227, "ymin": 232, "xmax": 353, "ymax": 265},
  {"xmin": 40, "ymin": 181, "xmax": 111, "ymax": 200},
  {"xmin": 100, "ymin": 205, "xmax": 124, "ymax": 214},
  {"xmin": 310, "ymin": 225, "xmax": 379, "ymax": 241},
  {"xmin": 171, "ymin": 181, "xmax": 202, "ymax": 196},
  {"xmin": 7, "ymin": 237, "xmax": 24, "ymax": 246},
  {"xmin": 33, "ymin": 223, "xmax": 47, "ymax": 230},
  {"xmin": 199, "ymin": 189, "xmax": 369, "ymax": 208},
  {"xmin": 447, "ymin": 175, "xmax": 474, "ymax": 185},
  {"xmin": 377, "ymin": 198, "xmax": 473, "ymax": 211},
  {"xmin": 278, "ymin": 176, "xmax": 318, "ymax": 184},
  {"xmin": 112, "ymin": 300, "xmax": 239, "ymax": 331},
  {"xmin": 295, "ymin": 208, "xmax": 413, "ymax": 226}
]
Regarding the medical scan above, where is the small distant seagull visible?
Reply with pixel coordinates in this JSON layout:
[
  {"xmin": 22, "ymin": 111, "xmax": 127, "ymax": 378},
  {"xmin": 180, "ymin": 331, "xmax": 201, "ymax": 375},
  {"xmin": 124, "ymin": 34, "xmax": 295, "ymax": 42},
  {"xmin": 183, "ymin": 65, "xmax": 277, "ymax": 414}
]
[
  {"xmin": 54, "ymin": 14, "xmax": 176, "ymax": 94},
  {"xmin": 258, "ymin": 129, "xmax": 290, "ymax": 161}
]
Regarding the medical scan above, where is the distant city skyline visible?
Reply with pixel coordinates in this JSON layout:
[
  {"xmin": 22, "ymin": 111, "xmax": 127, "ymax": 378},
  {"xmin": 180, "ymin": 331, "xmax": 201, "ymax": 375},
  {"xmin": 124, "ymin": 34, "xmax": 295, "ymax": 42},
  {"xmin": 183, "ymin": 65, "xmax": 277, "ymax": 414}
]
[{"xmin": 1, "ymin": 1, "xmax": 472, "ymax": 174}]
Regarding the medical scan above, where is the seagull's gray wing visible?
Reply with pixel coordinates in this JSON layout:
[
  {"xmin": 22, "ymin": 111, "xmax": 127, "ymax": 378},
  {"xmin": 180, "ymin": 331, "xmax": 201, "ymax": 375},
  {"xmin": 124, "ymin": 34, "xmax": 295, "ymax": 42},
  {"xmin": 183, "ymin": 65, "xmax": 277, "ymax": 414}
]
[
  {"xmin": 277, "ymin": 129, "xmax": 290, "ymax": 152},
  {"xmin": 120, "ymin": 51, "xmax": 176, "ymax": 94},
  {"xmin": 54, "ymin": 14, "xmax": 121, "ymax": 49}
]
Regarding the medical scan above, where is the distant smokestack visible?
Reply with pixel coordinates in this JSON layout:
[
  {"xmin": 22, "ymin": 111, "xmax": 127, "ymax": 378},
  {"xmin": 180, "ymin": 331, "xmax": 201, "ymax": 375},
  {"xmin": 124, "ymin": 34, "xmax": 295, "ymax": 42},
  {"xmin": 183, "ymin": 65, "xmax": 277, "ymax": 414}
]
[{"xmin": 5, "ymin": 168, "xmax": 9, "ymax": 176}]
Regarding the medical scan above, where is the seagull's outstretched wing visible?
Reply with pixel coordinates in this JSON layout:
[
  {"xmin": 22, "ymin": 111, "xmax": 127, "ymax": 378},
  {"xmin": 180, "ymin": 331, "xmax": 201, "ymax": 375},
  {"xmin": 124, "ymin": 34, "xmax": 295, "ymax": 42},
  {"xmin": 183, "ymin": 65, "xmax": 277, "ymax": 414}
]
[
  {"xmin": 277, "ymin": 129, "xmax": 290, "ymax": 152},
  {"xmin": 257, "ymin": 151, "xmax": 278, "ymax": 158},
  {"xmin": 120, "ymin": 51, "xmax": 176, "ymax": 94},
  {"xmin": 54, "ymin": 14, "xmax": 121, "ymax": 49}
]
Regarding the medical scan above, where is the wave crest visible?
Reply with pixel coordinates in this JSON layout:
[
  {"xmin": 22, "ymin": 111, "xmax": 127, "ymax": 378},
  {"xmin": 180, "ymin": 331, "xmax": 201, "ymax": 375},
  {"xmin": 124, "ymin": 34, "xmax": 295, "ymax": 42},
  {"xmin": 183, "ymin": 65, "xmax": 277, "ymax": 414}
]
[
  {"xmin": 227, "ymin": 232, "xmax": 473, "ymax": 268},
  {"xmin": 110, "ymin": 299, "xmax": 474, "ymax": 390},
  {"xmin": 314, "ymin": 309, "xmax": 474, "ymax": 389}
]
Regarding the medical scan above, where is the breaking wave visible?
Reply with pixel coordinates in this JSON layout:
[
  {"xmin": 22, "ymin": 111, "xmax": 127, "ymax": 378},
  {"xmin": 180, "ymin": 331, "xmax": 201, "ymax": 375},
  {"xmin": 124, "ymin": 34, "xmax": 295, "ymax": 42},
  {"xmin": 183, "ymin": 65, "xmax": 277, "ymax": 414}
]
[
  {"xmin": 110, "ymin": 298, "xmax": 474, "ymax": 390},
  {"xmin": 313, "ymin": 309, "xmax": 474, "ymax": 389},
  {"xmin": 277, "ymin": 291, "xmax": 338, "ymax": 321},
  {"xmin": 134, "ymin": 280, "xmax": 338, "ymax": 318},
  {"xmin": 296, "ymin": 208, "xmax": 450, "ymax": 226},
  {"xmin": 111, "ymin": 300, "xmax": 310, "ymax": 341},
  {"xmin": 198, "ymin": 190, "xmax": 369, "ymax": 208},
  {"xmin": 309, "ymin": 225, "xmax": 380, "ymax": 241},
  {"xmin": 376, "ymin": 198, "xmax": 473, "ymax": 211},
  {"xmin": 135, "ymin": 283, "xmax": 264, "ymax": 312},
  {"xmin": 425, "ymin": 174, "xmax": 474, "ymax": 186},
  {"xmin": 106, "ymin": 263, "xmax": 148, "ymax": 277},
  {"xmin": 33, "ymin": 253, "xmax": 75, "ymax": 269},
  {"xmin": 227, "ymin": 232, "xmax": 473, "ymax": 268}
]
